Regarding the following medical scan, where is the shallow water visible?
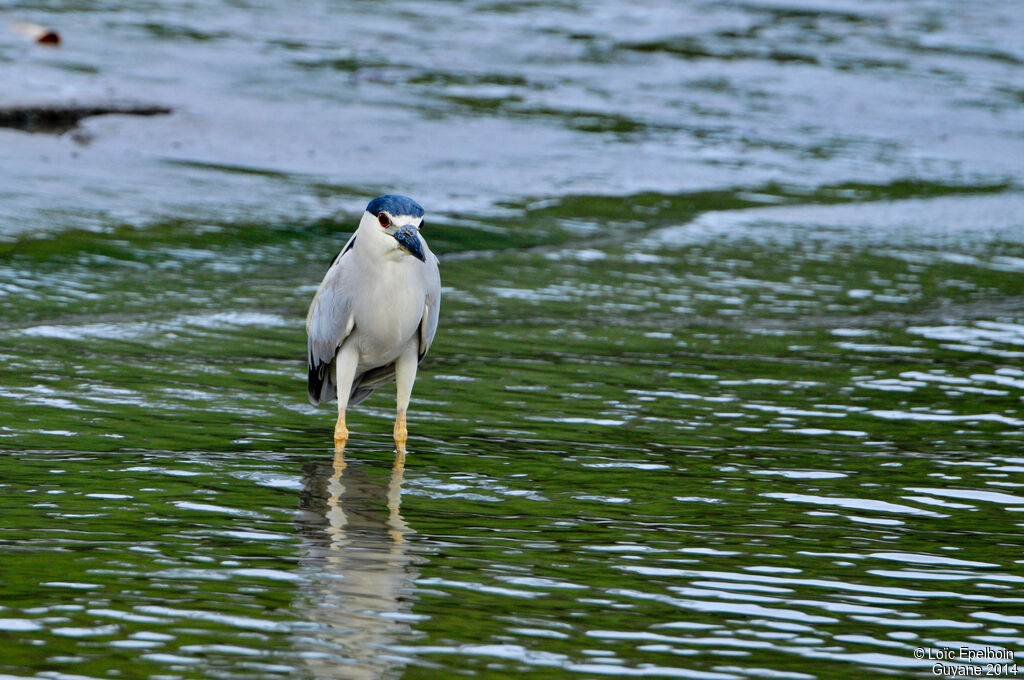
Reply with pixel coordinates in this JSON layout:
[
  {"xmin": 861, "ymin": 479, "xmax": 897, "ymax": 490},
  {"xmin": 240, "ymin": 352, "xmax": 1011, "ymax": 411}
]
[{"xmin": 2, "ymin": 1, "xmax": 1024, "ymax": 678}]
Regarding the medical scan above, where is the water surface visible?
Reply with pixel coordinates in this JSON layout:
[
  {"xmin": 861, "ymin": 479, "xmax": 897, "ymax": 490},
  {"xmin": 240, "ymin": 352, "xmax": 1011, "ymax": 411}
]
[{"xmin": 2, "ymin": 1, "xmax": 1024, "ymax": 678}]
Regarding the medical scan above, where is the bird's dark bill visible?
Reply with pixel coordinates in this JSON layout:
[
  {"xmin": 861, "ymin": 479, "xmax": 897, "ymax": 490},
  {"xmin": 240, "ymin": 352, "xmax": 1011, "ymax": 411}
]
[{"xmin": 392, "ymin": 225, "xmax": 425, "ymax": 261}]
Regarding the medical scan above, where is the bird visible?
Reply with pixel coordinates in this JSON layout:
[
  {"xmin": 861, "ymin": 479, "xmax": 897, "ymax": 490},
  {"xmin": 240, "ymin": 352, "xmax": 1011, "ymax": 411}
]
[{"xmin": 306, "ymin": 195, "xmax": 440, "ymax": 462}]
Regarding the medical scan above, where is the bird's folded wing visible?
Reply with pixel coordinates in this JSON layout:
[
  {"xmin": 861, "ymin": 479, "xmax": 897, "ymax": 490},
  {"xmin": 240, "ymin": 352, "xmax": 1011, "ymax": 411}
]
[
  {"xmin": 306, "ymin": 252, "xmax": 356, "ymax": 404},
  {"xmin": 417, "ymin": 254, "xmax": 442, "ymax": 362}
]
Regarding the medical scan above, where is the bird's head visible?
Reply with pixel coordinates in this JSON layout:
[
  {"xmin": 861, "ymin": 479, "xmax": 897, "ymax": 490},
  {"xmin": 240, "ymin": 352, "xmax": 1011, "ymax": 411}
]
[{"xmin": 364, "ymin": 194, "xmax": 426, "ymax": 262}]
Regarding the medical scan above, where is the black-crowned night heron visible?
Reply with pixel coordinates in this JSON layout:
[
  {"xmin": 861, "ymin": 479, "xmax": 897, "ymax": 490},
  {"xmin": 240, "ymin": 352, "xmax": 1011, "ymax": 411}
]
[{"xmin": 306, "ymin": 195, "xmax": 440, "ymax": 460}]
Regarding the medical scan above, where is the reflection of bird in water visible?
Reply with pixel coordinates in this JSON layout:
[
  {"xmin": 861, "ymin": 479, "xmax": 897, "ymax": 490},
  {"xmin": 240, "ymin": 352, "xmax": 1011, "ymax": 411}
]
[{"xmin": 294, "ymin": 454, "xmax": 421, "ymax": 680}]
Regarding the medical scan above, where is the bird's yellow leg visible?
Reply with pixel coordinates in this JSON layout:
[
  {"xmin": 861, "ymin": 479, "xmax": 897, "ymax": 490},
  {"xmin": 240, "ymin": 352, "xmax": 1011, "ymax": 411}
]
[
  {"xmin": 393, "ymin": 344, "xmax": 418, "ymax": 461},
  {"xmin": 332, "ymin": 342, "xmax": 359, "ymax": 455},
  {"xmin": 393, "ymin": 410, "xmax": 408, "ymax": 458},
  {"xmin": 334, "ymin": 411, "xmax": 348, "ymax": 455}
]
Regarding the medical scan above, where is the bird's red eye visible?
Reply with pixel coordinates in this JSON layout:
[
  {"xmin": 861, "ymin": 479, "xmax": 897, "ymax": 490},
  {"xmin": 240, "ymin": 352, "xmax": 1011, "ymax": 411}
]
[{"xmin": 377, "ymin": 212, "xmax": 390, "ymax": 227}]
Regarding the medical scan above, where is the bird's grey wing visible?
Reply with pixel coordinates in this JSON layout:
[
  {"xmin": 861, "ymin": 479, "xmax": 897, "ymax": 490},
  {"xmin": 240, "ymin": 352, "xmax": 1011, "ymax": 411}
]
[
  {"xmin": 306, "ymin": 240, "xmax": 357, "ymax": 404},
  {"xmin": 417, "ymin": 253, "xmax": 442, "ymax": 362}
]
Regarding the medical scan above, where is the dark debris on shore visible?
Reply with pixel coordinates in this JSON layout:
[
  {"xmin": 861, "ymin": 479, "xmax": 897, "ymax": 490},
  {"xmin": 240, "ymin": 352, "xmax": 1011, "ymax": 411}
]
[{"xmin": 0, "ymin": 102, "xmax": 172, "ymax": 133}]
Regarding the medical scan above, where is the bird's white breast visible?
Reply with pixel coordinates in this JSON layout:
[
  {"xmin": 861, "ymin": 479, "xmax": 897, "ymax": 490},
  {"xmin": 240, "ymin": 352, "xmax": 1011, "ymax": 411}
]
[{"xmin": 350, "ymin": 256, "xmax": 427, "ymax": 370}]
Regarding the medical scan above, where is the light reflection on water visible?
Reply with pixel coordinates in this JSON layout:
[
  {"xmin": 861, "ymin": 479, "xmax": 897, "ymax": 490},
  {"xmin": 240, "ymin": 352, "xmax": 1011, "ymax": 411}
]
[{"xmin": 1, "ymin": 441, "xmax": 1024, "ymax": 676}]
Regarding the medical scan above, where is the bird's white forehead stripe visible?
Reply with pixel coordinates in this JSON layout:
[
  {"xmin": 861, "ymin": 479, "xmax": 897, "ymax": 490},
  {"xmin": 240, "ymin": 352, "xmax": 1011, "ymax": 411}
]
[{"xmin": 368, "ymin": 211, "xmax": 422, "ymax": 227}]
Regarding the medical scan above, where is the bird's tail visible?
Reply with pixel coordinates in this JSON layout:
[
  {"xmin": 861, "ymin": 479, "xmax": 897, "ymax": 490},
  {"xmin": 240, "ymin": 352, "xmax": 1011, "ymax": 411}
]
[{"xmin": 307, "ymin": 355, "xmax": 334, "ymax": 405}]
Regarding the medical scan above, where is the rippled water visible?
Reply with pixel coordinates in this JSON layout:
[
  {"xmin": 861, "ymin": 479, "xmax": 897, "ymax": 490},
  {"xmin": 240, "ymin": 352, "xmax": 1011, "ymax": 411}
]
[{"xmin": 2, "ymin": 1, "xmax": 1024, "ymax": 678}]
